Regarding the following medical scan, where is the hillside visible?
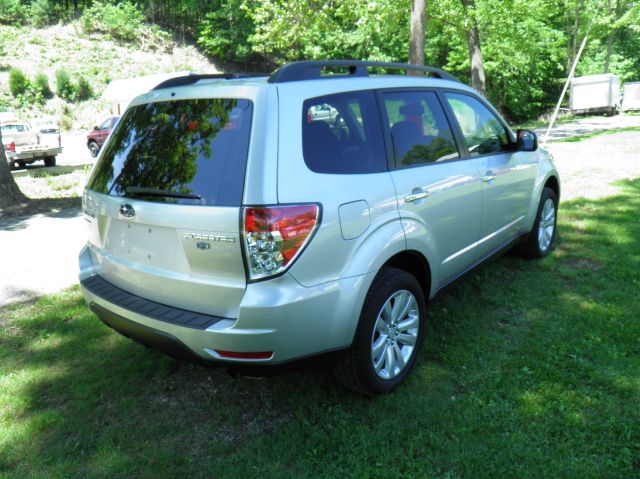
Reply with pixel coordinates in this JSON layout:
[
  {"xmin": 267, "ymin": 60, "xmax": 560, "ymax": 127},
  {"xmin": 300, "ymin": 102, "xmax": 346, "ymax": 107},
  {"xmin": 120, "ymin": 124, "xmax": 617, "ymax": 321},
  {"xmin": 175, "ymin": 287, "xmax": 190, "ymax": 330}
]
[{"xmin": 0, "ymin": 22, "xmax": 219, "ymax": 130}]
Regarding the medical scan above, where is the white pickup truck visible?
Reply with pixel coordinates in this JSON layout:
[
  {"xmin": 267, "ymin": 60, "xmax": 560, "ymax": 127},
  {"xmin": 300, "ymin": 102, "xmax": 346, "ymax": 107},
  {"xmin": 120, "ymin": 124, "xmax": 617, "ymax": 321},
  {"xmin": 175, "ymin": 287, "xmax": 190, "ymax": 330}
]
[{"xmin": 1, "ymin": 121, "xmax": 63, "ymax": 169}]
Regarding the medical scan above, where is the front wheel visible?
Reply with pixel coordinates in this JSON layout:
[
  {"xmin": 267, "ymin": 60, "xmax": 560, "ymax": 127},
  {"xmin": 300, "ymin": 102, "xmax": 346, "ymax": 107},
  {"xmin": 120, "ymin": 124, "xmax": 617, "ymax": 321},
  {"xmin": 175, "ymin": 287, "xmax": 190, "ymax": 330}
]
[
  {"xmin": 334, "ymin": 267, "xmax": 426, "ymax": 395},
  {"xmin": 44, "ymin": 156, "xmax": 56, "ymax": 167},
  {"xmin": 516, "ymin": 187, "xmax": 558, "ymax": 259},
  {"xmin": 88, "ymin": 141, "xmax": 99, "ymax": 158}
]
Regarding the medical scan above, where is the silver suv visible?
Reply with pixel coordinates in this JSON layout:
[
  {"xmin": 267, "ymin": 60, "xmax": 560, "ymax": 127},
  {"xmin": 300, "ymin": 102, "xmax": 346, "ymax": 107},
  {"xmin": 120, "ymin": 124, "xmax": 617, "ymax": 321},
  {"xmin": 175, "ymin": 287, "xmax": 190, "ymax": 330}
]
[{"xmin": 79, "ymin": 61, "xmax": 560, "ymax": 395}]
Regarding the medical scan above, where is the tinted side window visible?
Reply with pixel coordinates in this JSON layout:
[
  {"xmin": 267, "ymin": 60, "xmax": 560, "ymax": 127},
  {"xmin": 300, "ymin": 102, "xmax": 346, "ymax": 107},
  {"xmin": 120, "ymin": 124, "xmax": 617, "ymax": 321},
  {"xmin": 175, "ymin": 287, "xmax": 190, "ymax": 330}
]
[
  {"xmin": 302, "ymin": 91, "xmax": 386, "ymax": 174},
  {"xmin": 382, "ymin": 91, "xmax": 459, "ymax": 167},
  {"xmin": 87, "ymin": 98, "xmax": 253, "ymax": 206},
  {"xmin": 444, "ymin": 92, "xmax": 510, "ymax": 156}
]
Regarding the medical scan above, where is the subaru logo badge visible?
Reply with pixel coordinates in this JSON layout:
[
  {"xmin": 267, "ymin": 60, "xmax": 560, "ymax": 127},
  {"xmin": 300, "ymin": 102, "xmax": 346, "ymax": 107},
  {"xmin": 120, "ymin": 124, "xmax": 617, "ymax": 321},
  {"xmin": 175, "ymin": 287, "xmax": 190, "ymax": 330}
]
[{"xmin": 120, "ymin": 203, "xmax": 135, "ymax": 218}]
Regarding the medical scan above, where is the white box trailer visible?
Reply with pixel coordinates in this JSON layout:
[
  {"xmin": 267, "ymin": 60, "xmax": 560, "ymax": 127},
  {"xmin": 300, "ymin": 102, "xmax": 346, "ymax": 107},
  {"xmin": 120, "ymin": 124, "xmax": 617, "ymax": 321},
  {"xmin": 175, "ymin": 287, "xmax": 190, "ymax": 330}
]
[
  {"xmin": 622, "ymin": 82, "xmax": 640, "ymax": 111},
  {"xmin": 570, "ymin": 74, "xmax": 620, "ymax": 115}
]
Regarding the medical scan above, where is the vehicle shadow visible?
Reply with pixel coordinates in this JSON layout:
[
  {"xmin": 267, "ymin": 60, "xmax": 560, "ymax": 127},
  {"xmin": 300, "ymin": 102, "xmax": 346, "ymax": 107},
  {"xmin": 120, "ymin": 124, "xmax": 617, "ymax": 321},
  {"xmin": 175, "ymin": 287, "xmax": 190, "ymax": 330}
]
[{"xmin": 2, "ymin": 179, "xmax": 639, "ymax": 476}]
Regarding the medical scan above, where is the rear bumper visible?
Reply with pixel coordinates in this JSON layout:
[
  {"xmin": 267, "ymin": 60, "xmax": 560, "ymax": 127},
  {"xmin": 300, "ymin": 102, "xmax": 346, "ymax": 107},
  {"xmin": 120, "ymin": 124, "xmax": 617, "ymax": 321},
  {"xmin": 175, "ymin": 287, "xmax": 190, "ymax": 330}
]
[
  {"xmin": 79, "ymin": 245, "xmax": 372, "ymax": 365},
  {"xmin": 9, "ymin": 147, "xmax": 62, "ymax": 161}
]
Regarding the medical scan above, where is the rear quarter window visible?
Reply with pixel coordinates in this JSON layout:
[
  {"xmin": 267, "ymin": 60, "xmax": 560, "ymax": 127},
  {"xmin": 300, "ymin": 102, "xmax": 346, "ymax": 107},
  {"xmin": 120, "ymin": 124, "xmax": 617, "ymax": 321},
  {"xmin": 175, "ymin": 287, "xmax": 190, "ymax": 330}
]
[
  {"xmin": 87, "ymin": 98, "xmax": 253, "ymax": 206},
  {"xmin": 302, "ymin": 90, "xmax": 386, "ymax": 174}
]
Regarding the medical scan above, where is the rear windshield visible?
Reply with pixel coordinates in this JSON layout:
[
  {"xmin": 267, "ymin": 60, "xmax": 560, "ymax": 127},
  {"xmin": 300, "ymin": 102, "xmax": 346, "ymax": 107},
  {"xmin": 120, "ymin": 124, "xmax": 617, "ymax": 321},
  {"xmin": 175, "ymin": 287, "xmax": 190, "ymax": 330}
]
[{"xmin": 87, "ymin": 98, "xmax": 253, "ymax": 206}]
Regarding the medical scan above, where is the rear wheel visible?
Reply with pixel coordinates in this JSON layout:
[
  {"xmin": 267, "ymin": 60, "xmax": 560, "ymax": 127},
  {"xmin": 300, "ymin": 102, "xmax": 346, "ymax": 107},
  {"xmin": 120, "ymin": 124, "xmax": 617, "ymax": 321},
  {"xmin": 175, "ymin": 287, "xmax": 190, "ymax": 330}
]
[
  {"xmin": 334, "ymin": 267, "xmax": 426, "ymax": 395},
  {"xmin": 44, "ymin": 156, "xmax": 56, "ymax": 167},
  {"xmin": 516, "ymin": 187, "xmax": 558, "ymax": 259},
  {"xmin": 88, "ymin": 141, "xmax": 99, "ymax": 158}
]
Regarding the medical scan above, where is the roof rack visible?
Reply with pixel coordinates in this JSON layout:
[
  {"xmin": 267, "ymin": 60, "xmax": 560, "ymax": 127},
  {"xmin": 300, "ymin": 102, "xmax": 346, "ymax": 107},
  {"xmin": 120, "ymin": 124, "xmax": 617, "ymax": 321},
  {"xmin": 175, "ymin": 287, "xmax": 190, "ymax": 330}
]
[
  {"xmin": 268, "ymin": 60, "xmax": 460, "ymax": 84},
  {"xmin": 151, "ymin": 72, "xmax": 268, "ymax": 91}
]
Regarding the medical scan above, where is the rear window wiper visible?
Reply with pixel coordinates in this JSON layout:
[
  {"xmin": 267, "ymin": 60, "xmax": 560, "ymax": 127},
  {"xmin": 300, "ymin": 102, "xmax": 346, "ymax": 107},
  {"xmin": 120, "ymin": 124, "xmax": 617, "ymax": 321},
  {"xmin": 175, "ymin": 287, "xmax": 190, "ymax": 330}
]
[{"xmin": 124, "ymin": 186, "xmax": 202, "ymax": 200}]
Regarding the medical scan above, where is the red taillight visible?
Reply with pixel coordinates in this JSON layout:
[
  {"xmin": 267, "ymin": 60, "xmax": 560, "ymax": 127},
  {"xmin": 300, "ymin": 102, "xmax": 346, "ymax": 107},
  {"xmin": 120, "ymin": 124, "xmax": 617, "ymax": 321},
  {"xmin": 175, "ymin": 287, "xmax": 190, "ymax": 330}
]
[
  {"xmin": 243, "ymin": 204, "xmax": 320, "ymax": 280},
  {"xmin": 3, "ymin": 142, "xmax": 15, "ymax": 153},
  {"xmin": 215, "ymin": 350, "xmax": 273, "ymax": 360}
]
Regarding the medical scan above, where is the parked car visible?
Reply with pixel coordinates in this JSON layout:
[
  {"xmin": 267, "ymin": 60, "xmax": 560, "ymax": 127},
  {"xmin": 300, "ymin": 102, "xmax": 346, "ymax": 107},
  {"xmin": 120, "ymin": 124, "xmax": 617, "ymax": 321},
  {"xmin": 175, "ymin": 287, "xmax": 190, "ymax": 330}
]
[
  {"xmin": 86, "ymin": 116, "xmax": 119, "ymax": 157},
  {"xmin": 2, "ymin": 120, "xmax": 62, "ymax": 169},
  {"xmin": 79, "ymin": 61, "xmax": 560, "ymax": 395}
]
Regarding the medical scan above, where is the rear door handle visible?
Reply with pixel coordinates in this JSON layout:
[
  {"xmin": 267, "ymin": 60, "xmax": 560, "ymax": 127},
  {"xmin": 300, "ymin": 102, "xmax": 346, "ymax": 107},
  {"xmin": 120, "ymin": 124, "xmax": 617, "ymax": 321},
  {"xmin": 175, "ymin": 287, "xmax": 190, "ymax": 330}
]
[
  {"xmin": 404, "ymin": 191, "xmax": 430, "ymax": 203},
  {"xmin": 482, "ymin": 174, "xmax": 497, "ymax": 183}
]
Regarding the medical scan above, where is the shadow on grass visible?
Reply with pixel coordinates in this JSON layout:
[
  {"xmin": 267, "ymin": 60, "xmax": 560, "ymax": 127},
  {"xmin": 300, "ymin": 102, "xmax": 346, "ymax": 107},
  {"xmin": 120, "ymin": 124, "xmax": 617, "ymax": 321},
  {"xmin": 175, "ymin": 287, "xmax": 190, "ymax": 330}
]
[{"xmin": 2, "ymin": 179, "xmax": 639, "ymax": 478}]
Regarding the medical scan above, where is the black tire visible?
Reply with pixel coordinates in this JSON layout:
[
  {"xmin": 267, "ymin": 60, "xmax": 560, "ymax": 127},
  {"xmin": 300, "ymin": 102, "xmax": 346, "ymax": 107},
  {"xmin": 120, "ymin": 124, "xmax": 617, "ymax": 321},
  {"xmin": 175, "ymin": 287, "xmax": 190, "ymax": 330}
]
[
  {"xmin": 17, "ymin": 161, "xmax": 26, "ymax": 169},
  {"xmin": 88, "ymin": 141, "xmax": 99, "ymax": 158},
  {"xmin": 334, "ymin": 267, "xmax": 427, "ymax": 395},
  {"xmin": 515, "ymin": 187, "xmax": 558, "ymax": 259},
  {"xmin": 44, "ymin": 156, "xmax": 56, "ymax": 167}
]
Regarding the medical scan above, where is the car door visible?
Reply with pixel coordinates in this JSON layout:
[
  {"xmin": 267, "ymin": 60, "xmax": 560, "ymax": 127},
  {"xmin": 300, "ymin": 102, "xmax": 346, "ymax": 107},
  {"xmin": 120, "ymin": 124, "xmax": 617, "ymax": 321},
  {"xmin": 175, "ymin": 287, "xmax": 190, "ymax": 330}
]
[
  {"xmin": 382, "ymin": 90, "xmax": 484, "ymax": 287},
  {"xmin": 443, "ymin": 92, "xmax": 538, "ymax": 258}
]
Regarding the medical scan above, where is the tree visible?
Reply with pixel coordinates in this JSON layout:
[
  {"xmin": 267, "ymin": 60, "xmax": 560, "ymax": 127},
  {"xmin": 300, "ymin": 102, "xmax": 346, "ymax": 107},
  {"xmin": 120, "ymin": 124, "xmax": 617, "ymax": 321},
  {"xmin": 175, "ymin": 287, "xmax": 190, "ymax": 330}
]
[
  {"xmin": 0, "ymin": 134, "xmax": 27, "ymax": 209},
  {"xmin": 408, "ymin": 0, "xmax": 426, "ymax": 74},
  {"xmin": 460, "ymin": 0, "xmax": 486, "ymax": 95}
]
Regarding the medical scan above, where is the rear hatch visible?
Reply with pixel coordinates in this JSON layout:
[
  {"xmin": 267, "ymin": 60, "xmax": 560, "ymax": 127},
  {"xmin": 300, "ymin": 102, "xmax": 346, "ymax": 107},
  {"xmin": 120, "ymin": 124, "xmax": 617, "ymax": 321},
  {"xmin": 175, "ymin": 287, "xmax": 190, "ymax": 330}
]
[{"xmin": 83, "ymin": 97, "xmax": 253, "ymax": 318}]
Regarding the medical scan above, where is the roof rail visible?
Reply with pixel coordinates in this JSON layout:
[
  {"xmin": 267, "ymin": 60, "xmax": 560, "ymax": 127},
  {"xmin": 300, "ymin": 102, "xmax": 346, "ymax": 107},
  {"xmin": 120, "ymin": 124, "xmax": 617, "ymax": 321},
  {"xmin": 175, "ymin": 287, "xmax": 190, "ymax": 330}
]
[
  {"xmin": 151, "ymin": 72, "xmax": 267, "ymax": 91},
  {"xmin": 268, "ymin": 60, "xmax": 460, "ymax": 84}
]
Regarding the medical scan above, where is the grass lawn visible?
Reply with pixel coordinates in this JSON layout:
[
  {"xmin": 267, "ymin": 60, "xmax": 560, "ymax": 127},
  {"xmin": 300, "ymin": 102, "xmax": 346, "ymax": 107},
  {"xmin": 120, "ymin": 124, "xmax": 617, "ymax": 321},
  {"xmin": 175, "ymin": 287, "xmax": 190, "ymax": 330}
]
[{"xmin": 1, "ymin": 179, "xmax": 640, "ymax": 478}]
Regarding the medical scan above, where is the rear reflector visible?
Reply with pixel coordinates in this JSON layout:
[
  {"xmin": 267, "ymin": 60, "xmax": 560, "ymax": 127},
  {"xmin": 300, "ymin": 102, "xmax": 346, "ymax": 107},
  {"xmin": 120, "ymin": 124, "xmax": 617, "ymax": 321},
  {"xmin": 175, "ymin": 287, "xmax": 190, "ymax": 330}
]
[{"xmin": 215, "ymin": 350, "xmax": 273, "ymax": 360}]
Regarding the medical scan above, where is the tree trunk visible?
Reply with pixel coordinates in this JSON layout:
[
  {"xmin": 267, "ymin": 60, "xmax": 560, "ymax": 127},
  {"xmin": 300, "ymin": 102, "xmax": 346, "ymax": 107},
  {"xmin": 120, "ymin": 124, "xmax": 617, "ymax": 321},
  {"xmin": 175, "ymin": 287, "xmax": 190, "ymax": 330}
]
[
  {"xmin": 0, "ymin": 134, "xmax": 27, "ymax": 209},
  {"xmin": 565, "ymin": 0, "xmax": 572, "ymax": 71},
  {"xmin": 571, "ymin": 0, "xmax": 580, "ymax": 68},
  {"xmin": 73, "ymin": 0, "xmax": 79, "ymax": 19},
  {"xmin": 460, "ymin": 0, "xmax": 486, "ymax": 95},
  {"xmin": 408, "ymin": 0, "xmax": 426, "ymax": 76},
  {"xmin": 604, "ymin": 0, "xmax": 620, "ymax": 73},
  {"xmin": 466, "ymin": 23, "xmax": 486, "ymax": 95}
]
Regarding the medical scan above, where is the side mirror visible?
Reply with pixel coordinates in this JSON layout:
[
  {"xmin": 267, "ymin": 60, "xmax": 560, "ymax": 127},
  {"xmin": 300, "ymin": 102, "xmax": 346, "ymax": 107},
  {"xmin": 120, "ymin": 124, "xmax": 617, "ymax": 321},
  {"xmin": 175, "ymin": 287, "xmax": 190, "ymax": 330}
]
[
  {"xmin": 516, "ymin": 129, "xmax": 538, "ymax": 152},
  {"xmin": 93, "ymin": 126, "xmax": 99, "ymax": 131}
]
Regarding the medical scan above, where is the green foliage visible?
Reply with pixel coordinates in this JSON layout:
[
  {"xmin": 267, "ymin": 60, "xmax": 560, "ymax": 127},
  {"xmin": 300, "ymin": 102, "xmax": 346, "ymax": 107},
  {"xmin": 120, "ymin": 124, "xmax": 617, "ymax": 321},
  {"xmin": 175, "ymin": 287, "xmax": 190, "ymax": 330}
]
[
  {"xmin": 75, "ymin": 76, "xmax": 92, "ymax": 101},
  {"xmin": 29, "ymin": 0, "xmax": 53, "ymax": 27},
  {"xmin": 248, "ymin": 0, "xmax": 409, "ymax": 62},
  {"xmin": 0, "ymin": 0, "xmax": 26, "ymax": 25},
  {"xmin": 81, "ymin": 1, "xmax": 144, "ymax": 42},
  {"xmin": 33, "ymin": 72, "xmax": 53, "ymax": 99},
  {"xmin": 58, "ymin": 112, "xmax": 73, "ymax": 131},
  {"xmin": 55, "ymin": 68, "xmax": 74, "ymax": 101},
  {"xmin": 8, "ymin": 68, "xmax": 29, "ymax": 97},
  {"xmin": 197, "ymin": 0, "xmax": 256, "ymax": 65}
]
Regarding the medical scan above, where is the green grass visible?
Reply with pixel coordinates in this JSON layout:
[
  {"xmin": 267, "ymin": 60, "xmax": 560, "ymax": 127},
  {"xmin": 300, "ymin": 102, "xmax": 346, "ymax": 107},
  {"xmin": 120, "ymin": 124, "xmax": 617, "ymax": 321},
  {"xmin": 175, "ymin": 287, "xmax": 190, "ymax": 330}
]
[
  {"xmin": 2, "ymin": 180, "xmax": 640, "ymax": 478},
  {"xmin": 554, "ymin": 126, "xmax": 640, "ymax": 143}
]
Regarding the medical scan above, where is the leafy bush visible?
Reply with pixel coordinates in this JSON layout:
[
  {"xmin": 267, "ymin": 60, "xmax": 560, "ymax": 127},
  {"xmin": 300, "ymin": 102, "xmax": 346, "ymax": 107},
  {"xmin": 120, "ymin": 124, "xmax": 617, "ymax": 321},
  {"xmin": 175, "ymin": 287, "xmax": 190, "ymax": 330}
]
[
  {"xmin": 81, "ymin": 1, "xmax": 144, "ymax": 42},
  {"xmin": 29, "ymin": 0, "xmax": 53, "ymax": 27},
  {"xmin": 59, "ymin": 112, "xmax": 73, "ymax": 131},
  {"xmin": 55, "ymin": 68, "xmax": 75, "ymax": 101},
  {"xmin": 33, "ymin": 72, "xmax": 53, "ymax": 99},
  {"xmin": 75, "ymin": 76, "xmax": 92, "ymax": 101},
  {"xmin": 8, "ymin": 68, "xmax": 29, "ymax": 97},
  {"xmin": 0, "ymin": 0, "xmax": 26, "ymax": 24}
]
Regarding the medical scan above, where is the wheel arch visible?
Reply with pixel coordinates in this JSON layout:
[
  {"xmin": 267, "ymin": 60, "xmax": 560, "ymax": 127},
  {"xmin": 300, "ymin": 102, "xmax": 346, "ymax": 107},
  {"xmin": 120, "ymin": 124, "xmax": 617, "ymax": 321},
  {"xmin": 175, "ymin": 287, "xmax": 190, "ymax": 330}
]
[
  {"xmin": 544, "ymin": 174, "xmax": 560, "ymax": 202},
  {"xmin": 381, "ymin": 250, "xmax": 432, "ymax": 301}
]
